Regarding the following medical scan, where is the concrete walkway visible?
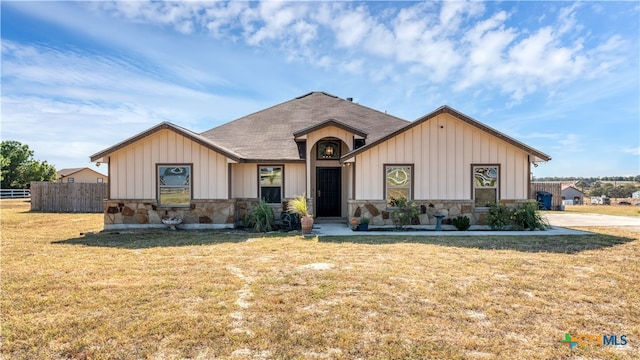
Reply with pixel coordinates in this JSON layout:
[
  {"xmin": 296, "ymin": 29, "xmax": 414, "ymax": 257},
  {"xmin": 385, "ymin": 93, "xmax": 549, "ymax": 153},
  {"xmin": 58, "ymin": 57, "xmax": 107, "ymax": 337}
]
[
  {"xmin": 311, "ymin": 223, "xmax": 588, "ymax": 237},
  {"xmin": 310, "ymin": 213, "xmax": 639, "ymax": 237}
]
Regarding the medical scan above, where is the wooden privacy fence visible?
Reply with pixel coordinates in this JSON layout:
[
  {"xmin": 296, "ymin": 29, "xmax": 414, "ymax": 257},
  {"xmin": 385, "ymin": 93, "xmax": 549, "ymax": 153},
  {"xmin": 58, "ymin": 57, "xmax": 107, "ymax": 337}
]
[
  {"xmin": 530, "ymin": 182, "xmax": 563, "ymax": 210},
  {"xmin": 30, "ymin": 182, "xmax": 108, "ymax": 213}
]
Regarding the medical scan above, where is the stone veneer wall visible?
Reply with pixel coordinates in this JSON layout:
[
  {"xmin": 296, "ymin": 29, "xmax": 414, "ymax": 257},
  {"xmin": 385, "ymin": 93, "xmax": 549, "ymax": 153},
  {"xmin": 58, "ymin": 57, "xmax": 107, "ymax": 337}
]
[
  {"xmin": 235, "ymin": 198, "xmax": 306, "ymax": 225},
  {"xmin": 103, "ymin": 199, "xmax": 235, "ymax": 229},
  {"xmin": 347, "ymin": 199, "xmax": 532, "ymax": 226}
]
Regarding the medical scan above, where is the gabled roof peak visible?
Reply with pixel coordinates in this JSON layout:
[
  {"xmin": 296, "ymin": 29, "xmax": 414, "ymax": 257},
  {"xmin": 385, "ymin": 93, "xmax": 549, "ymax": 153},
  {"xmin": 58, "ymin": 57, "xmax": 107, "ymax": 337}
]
[
  {"xmin": 90, "ymin": 122, "xmax": 242, "ymax": 163},
  {"xmin": 295, "ymin": 91, "xmax": 339, "ymax": 99},
  {"xmin": 293, "ymin": 118, "xmax": 368, "ymax": 138},
  {"xmin": 342, "ymin": 104, "xmax": 551, "ymax": 162}
]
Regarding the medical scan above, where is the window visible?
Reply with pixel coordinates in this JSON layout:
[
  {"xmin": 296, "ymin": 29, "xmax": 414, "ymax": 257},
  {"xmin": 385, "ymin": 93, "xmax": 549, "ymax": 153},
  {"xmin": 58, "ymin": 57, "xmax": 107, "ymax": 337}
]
[
  {"xmin": 158, "ymin": 165, "xmax": 191, "ymax": 207},
  {"xmin": 260, "ymin": 166, "xmax": 282, "ymax": 203},
  {"xmin": 473, "ymin": 165, "xmax": 499, "ymax": 207},
  {"xmin": 67, "ymin": 178, "xmax": 74, "ymax": 183},
  {"xmin": 296, "ymin": 141, "xmax": 306, "ymax": 159},
  {"xmin": 97, "ymin": 178, "xmax": 104, "ymax": 183},
  {"xmin": 386, "ymin": 165, "xmax": 412, "ymax": 206},
  {"xmin": 317, "ymin": 140, "xmax": 340, "ymax": 160}
]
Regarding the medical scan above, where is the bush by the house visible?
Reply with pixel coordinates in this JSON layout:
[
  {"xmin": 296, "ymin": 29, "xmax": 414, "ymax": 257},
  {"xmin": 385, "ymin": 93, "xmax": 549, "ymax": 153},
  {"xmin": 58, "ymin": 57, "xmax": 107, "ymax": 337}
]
[
  {"xmin": 512, "ymin": 202, "xmax": 550, "ymax": 231},
  {"xmin": 245, "ymin": 200, "xmax": 275, "ymax": 232},
  {"xmin": 390, "ymin": 197, "xmax": 420, "ymax": 230},
  {"xmin": 488, "ymin": 202, "xmax": 550, "ymax": 231},
  {"xmin": 452, "ymin": 215, "xmax": 471, "ymax": 231}
]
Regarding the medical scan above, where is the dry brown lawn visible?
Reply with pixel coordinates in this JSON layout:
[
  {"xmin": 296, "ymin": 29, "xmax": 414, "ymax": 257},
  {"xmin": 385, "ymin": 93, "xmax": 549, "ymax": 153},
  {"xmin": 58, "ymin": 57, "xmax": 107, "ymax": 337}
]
[
  {"xmin": 564, "ymin": 204, "xmax": 640, "ymax": 217},
  {"xmin": 1, "ymin": 199, "xmax": 639, "ymax": 359}
]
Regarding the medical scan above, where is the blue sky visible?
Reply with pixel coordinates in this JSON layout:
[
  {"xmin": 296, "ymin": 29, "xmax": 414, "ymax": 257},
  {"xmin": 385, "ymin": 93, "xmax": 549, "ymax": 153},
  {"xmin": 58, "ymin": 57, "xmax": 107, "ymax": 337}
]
[{"xmin": 1, "ymin": 1, "xmax": 638, "ymax": 178}]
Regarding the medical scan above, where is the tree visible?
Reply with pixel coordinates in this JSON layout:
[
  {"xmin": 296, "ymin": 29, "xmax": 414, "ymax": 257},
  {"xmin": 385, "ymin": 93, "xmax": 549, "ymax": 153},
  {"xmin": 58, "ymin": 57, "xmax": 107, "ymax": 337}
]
[{"xmin": 0, "ymin": 141, "xmax": 56, "ymax": 188}]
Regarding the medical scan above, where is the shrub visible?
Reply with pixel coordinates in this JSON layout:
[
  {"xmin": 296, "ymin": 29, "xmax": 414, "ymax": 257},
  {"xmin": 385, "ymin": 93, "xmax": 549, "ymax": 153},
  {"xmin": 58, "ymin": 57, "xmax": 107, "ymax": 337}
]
[
  {"xmin": 359, "ymin": 217, "xmax": 370, "ymax": 225},
  {"xmin": 390, "ymin": 197, "xmax": 420, "ymax": 230},
  {"xmin": 488, "ymin": 204, "xmax": 513, "ymax": 230},
  {"xmin": 452, "ymin": 215, "xmax": 470, "ymax": 231},
  {"xmin": 245, "ymin": 200, "xmax": 275, "ymax": 232},
  {"xmin": 512, "ymin": 202, "xmax": 550, "ymax": 231},
  {"xmin": 488, "ymin": 203, "xmax": 550, "ymax": 231}
]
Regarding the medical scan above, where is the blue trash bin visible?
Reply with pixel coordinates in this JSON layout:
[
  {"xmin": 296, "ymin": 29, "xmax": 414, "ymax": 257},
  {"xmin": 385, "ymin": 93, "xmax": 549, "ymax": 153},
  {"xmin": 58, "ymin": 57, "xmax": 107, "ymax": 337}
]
[{"xmin": 536, "ymin": 191, "xmax": 553, "ymax": 210}]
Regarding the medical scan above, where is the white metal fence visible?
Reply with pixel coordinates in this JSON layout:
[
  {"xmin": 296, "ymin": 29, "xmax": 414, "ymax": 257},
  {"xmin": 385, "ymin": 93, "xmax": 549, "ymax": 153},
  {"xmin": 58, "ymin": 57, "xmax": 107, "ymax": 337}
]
[{"xmin": 0, "ymin": 189, "xmax": 31, "ymax": 199}]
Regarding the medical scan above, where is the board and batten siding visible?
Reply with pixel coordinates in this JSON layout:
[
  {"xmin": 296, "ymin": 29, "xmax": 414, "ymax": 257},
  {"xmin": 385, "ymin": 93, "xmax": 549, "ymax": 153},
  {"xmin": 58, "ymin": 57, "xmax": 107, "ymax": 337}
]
[
  {"xmin": 354, "ymin": 113, "xmax": 530, "ymax": 200},
  {"xmin": 284, "ymin": 163, "xmax": 306, "ymax": 198},
  {"xmin": 109, "ymin": 129, "xmax": 230, "ymax": 200},
  {"xmin": 231, "ymin": 163, "xmax": 258, "ymax": 199}
]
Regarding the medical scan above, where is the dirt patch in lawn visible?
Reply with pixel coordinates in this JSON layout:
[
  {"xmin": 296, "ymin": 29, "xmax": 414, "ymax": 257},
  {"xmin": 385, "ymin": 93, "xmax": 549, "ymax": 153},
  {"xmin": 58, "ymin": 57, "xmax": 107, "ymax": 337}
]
[{"xmin": 2, "ymin": 200, "xmax": 639, "ymax": 359}]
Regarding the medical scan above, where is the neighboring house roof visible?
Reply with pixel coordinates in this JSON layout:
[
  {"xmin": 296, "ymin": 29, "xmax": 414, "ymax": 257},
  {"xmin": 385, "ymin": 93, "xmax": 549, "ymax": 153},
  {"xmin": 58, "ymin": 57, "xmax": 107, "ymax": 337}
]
[
  {"xmin": 56, "ymin": 167, "xmax": 106, "ymax": 180},
  {"xmin": 56, "ymin": 168, "xmax": 87, "ymax": 178},
  {"xmin": 199, "ymin": 91, "xmax": 409, "ymax": 161},
  {"xmin": 90, "ymin": 122, "xmax": 242, "ymax": 163},
  {"xmin": 561, "ymin": 185, "xmax": 584, "ymax": 194},
  {"xmin": 341, "ymin": 105, "xmax": 552, "ymax": 162}
]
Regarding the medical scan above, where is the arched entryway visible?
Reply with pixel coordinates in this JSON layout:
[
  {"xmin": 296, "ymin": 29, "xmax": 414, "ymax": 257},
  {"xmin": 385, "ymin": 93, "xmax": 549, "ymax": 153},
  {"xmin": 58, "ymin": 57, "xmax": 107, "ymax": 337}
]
[{"xmin": 310, "ymin": 137, "xmax": 351, "ymax": 218}]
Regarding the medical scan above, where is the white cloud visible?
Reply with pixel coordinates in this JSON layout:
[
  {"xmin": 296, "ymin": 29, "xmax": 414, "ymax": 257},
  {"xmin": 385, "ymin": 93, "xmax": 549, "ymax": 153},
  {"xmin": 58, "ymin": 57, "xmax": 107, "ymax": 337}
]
[
  {"xmin": 2, "ymin": 0, "xmax": 637, "ymax": 177},
  {"xmin": 623, "ymin": 147, "xmax": 640, "ymax": 156},
  {"xmin": 71, "ymin": 1, "xmax": 633, "ymax": 103}
]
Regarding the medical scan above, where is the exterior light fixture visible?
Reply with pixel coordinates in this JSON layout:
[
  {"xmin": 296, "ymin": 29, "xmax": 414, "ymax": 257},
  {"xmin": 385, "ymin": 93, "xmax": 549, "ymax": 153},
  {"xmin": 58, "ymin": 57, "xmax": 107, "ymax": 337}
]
[{"xmin": 324, "ymin": 145, "xmax": 334, "ymax": 157}]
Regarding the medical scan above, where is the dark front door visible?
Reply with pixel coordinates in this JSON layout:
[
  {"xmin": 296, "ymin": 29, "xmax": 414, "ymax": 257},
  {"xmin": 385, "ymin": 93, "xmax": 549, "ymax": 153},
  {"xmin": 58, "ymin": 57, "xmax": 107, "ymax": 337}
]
[{"xmin": 316, "ymin": 167, "xmax": 341, "ymax": 217}]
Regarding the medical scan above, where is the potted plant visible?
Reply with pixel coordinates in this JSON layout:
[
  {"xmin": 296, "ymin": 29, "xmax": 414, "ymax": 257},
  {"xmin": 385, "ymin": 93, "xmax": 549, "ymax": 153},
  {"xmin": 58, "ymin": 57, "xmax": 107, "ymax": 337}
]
[
  {"xmin": 358, "ymin": 217, "xmax": 370, "ymax": 231},
  {"xmin": 288, "ymin": 193, "xmax": 314, "ymax": 234}
]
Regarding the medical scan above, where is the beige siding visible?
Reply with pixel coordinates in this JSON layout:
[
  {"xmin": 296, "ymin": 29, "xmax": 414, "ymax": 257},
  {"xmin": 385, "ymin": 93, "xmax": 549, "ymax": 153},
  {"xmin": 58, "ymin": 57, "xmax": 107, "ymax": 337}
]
[
  {"xmin": 59, "ymin": 169, "xmax": 108, "ymax": 183},
  {"xmin": 109, "ymin": 129, "xmax": 229, "ymax": 199},
  {"xmin": 355, "ymin": 113, "xmax": 531, "ymax": 200},
  {"xmin": 231, "ymin": 163, "xmax": 258, "ymax": 198},
  {"xmin": 285, "ymin": 163, "xmax": 306, "ymax": 198}
]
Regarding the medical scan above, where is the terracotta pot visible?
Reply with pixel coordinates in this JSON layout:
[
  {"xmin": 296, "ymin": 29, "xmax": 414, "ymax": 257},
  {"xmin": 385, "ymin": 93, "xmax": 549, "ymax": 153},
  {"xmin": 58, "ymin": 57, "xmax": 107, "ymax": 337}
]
[{"xmin": 301, "ymin": 215, "xmax": 314, "ymax": 234}]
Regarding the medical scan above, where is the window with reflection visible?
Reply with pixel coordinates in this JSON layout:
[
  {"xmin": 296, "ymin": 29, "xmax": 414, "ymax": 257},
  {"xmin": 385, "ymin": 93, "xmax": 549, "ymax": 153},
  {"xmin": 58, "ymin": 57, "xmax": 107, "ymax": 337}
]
[
  {"xmin": 386, "ymin": 165, "xmax": 413, "ymax": 206},
  {"xmin": 260, "ymin": 166, "xmax": 283, "ymax": 203},
  {"xmin": 158, "ymin": 165, "xmax": 191, "ymax": 207},
  {"xmin": 473, "ymin": 165, "xmax": 499, "ymax": 207},
  {"xmin": 317, "ymin": 140, "xmax": 340, "ymax": 160}
]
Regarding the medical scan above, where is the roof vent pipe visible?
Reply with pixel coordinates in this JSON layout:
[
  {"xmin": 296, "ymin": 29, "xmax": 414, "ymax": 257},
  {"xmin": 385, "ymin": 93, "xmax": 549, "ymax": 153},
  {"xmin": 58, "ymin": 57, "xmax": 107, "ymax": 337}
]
[{"xmin": 346, "ymin": 97, "xmax": 353, "ymax": 102}]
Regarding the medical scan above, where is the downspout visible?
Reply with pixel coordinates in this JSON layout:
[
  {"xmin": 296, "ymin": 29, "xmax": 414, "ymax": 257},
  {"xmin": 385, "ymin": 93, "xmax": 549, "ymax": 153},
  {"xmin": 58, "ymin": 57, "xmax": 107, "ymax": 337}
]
[{"xmin": 528, "ymin": 155, "xmax": 532, "ymax": 200}]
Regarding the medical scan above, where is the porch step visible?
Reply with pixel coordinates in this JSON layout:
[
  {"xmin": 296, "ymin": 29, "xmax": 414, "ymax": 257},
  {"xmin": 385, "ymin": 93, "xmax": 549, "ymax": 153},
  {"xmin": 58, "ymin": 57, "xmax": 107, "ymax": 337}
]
[{"xmin": 314, "ymin": 217, "xmax": 347, "ymax": 224}]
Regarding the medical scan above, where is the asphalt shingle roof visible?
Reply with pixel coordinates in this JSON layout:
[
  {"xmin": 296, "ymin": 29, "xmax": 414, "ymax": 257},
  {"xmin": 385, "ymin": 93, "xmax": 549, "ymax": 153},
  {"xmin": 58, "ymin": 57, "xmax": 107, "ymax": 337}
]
[{"xmin": 199, "ymin": 92, "xmax": 410, "ymax": 160}]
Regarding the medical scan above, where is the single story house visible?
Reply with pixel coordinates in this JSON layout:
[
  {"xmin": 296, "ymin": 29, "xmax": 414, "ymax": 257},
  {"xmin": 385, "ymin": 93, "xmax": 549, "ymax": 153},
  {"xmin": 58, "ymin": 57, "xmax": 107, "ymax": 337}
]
[
  {"xmin": 57, "ymin": 167, "xmax": 108, "ymax": 183},
  {"xmin": 561, "ymin": 185, "xmax": 584, "ymax": 205},
  {"xmin": 90, "ymin": 91, "xmax": 551, "ymax": 230}
]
